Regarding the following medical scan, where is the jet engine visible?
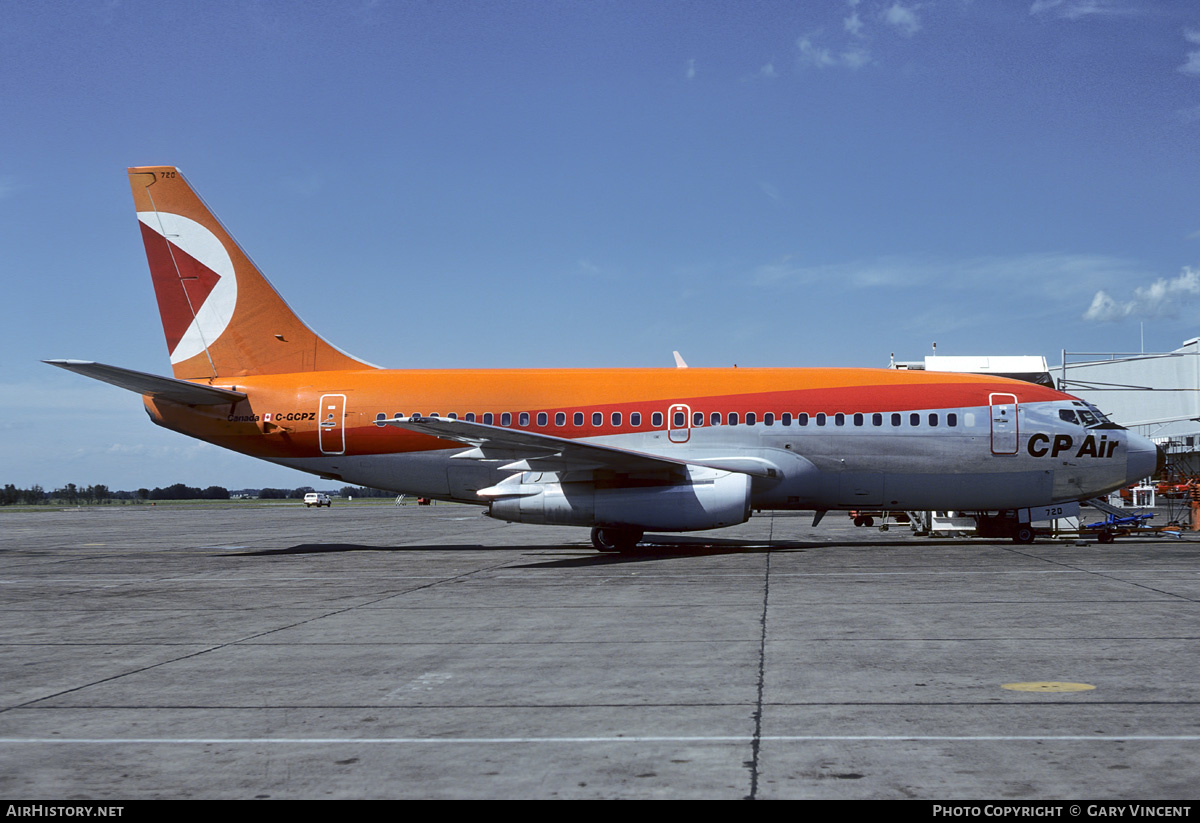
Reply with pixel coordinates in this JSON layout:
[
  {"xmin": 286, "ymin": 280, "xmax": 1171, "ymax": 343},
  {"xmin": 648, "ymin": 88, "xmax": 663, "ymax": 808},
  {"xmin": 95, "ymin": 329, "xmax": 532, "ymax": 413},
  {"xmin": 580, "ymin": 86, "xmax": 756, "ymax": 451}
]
[{"xmin": 482, "ymin": 467, "xmax": 753, "ymax": 532}]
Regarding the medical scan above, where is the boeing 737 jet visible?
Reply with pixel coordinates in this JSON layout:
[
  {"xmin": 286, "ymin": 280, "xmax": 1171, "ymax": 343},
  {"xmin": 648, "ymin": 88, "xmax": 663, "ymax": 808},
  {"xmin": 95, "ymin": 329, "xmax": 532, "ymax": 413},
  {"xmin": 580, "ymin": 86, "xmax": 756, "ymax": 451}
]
[{"xmin": 47, "ymin": 166, "xmax": 1162, "ymax": 551}]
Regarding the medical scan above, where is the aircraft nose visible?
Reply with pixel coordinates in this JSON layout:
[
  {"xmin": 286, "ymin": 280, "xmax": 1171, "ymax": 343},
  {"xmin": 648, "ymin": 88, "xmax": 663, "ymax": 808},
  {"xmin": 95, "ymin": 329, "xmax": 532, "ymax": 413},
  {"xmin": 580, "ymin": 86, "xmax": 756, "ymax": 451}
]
[{"xmin": 1126, "ymin": 433, "xmax": 1162, "ymax": 484}]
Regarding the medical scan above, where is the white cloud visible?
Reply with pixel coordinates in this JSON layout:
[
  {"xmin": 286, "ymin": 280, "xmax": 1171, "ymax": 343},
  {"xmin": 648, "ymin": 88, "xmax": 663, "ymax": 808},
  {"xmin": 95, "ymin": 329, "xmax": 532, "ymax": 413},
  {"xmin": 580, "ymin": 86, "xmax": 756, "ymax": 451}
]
[
  {"xmin": 1180, "ymin": 29, "xmax": 1200, "ymax": 76},
  {"xmin": 1030, "ymin": 0, "xmax": 1139, "ymax": 20},
  {"xmin": 797, "ymin": 35, "xmax": 836, "ymax": 68},
  {"xmin": 576, "ymin": 259, "xmax": 603, "ymax": 276},
  {"xmin": 797, "ymin": 33, "xmax": 870, "ymax": 70},
  {"xmin": 1083, "ymin": 266, "xmax": 1200, "ymax": 321},
  {"xmin": 759, "ymin": 60, "xmax": 778, "ymax": 78},
  {"xmin": 754, "ymin": 252, "xmax": 1146, "ymax": 301},
  {"xmin": 685, "ymin": 58, "xmax": 696, "ymax": 80},
  {"xmin": 844, "ymin": 11, "xmax": 864, "ymax": 37},
  {"xmin": 1177, "ymin": 103, "xmax": 1200, "ymax": 122},
  {"xmin": 841, "ymin": 45, "xmax": 871, "ymax": 68},
  {"xmin": 757, "ymin": 181, "xmax": 782, "ymax": 203},
  {"xmin": 882, "ymin": 3, "xmax": 921, "ymax": 37}
]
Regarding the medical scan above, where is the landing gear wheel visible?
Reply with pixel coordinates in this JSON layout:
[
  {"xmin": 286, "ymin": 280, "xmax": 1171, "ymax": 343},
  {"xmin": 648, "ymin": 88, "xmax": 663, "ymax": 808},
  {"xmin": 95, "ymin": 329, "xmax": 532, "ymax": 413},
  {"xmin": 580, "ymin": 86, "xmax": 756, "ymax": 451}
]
[
  {"xmin": 1012, "ymin": 526, "xmax": 1035, "ymax": 544},
  {"xmin": 591, "ymin": 527, "xmax": 644, "ymax": 553},
  {"xmin": 1097, "ymin": 531, "xmax": 1115, "ymax": 544},
  {"xmin": 853, "ymin": 516, "xmax": 865, "ymax": 527},
  {"xmin": 863, "ymin": 516, "xmax": 874, "ymax": 527}
]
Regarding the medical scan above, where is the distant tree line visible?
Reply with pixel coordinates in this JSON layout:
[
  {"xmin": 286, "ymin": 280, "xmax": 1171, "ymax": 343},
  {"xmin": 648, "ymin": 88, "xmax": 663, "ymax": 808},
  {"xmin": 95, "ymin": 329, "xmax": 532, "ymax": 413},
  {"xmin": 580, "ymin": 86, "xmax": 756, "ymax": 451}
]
[
  {"xmin": 257, "ymin": 486, "xmax": 315, "ymax": 499},
  {"xmin": 1, "ymin": 483, "xmax": 230, "ymax": 505},
  {"xmin": 338, "ymin": 486, "xmax": 395, "ymax": 498},
  {"xmin": 1, "ymin": 483, "xmax": 390, "ymax": 506}
]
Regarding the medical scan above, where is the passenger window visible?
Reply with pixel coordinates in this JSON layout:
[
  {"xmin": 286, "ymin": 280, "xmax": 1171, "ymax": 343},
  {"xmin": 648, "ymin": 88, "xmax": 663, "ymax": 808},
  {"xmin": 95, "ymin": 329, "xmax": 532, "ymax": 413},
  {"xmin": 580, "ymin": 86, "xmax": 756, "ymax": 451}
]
[
  {"xmin": 729, "ymin": 412, "xmax": 739, "ymax": 426},
  {"xmin": 798, "ymin": 413, "xmax": 808, "ymax": 426},
  {"xmin": 375, "ymin": 412, "xmax": 386, "ymax": 428},
  {"xmin": 764, "ymin": 413, "xmax": 774, "ymax": 426},
  {"xmin": 834, "ymin": 413, "xmax": 845, "ymax": 426},
  {"xmin": 466, "ymin": 413, "xmax": 476, "ymax": 422},
  {"xmin": 652, "ymin": 412, "xmax": 664, "ymax": 427},
  {"xmin": 710, "ymin": 412, "xmax": 721, "ymax": 426},
  {"xmin": 573, "ymin": 412, "xmax": 584, "ymax": 426},
  {"xmin": 536, "ymin": 412, "xmax": 547, "ymax": 426},
  {"xmin": 947, "ymin": 413, "xmax": 957, "ymax": 427},
  {"xmin": 909, "ymin": 413, "xmax": 920, "ymax": 427},
  {"xmin": 673, "ymin": 411, "xmax": 686, "ymax": 427},
  {"xmin": 519, "ymin": 412, "xmax": 529, "ymax": 426},
  {"xmin": 631, "ymin": 412, "xmax": 641, "ymax": 426},
  {"xmin": 592, "ymin": 412, "xmax": 602, "ymax": 426},
  {"xmin": 612, "ymin": 412, "xmax": 622, "ymax": 426},
  {"xmin": 448, "ymin": 413, "xmax": 458, "ymax": 420},
  {"xmin": 816, "ymin": 413, "xmax": 826, "ymax": 426},
  {"xmin": 501, "ymin": 412, "xmax": 512, "ymax": 426},
  {"xmin": 693, "ymin": 412, "xmax": 703, "ymax": 426},
  {"xmin": 782, "ymin": 413, "xmax": 792, "ymax": 426},
  {"xmin": 872, "ymin": 413, "xmax": 882, "ymax": 426},
  {"xmin": 853, "ymin": 413, "xmax": 863, "ymax": 427},
  {"xmin": 928, "ymin": 413, "xmax": 938, "ymax": 427},
  {"xmin": 483, "ymin": 413, "xmax": 493, "ymax": 425},
  {"xmin": 891, "ymin": 413, "xmax": 901, "ymax": 426},
  {"xmin": 746, "ymin": 412, "xmax": 757, "ymax": 425},
  {"xmin": 555, "ymin": 412, "xmax": 565, "ymax": 426},
  {"xmin": 429, "ymin": 413, "xmax": 440, "ymax": 419}
]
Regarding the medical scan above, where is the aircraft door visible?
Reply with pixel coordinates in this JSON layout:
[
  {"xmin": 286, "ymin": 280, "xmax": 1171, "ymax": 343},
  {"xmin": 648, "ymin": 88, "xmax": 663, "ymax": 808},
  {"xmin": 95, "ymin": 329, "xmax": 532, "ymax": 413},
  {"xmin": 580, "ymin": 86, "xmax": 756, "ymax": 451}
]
[
  {"xmin": 668, "ymin": 403, "xmax": 691, "ymax": 443},
  {"xmin": 989, "ymin": 393, "xmax": 1018, "ymax": 455},
  {"xmin": 318, "ymin": 394, "xmax": 346, "ymax": 455}
]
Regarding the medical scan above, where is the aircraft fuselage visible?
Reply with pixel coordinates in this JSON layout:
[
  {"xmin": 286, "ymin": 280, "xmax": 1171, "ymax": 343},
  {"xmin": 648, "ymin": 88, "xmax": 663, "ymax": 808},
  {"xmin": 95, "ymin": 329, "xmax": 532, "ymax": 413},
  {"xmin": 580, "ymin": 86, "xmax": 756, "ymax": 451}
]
[{"xmin": 143, "ymin": 365, "xmax": 1158, "ymax": 516}]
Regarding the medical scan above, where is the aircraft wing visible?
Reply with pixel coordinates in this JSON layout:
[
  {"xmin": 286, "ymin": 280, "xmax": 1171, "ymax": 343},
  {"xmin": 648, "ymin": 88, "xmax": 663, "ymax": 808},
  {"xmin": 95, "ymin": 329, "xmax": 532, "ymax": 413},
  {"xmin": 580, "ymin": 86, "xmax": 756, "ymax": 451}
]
[
  {"xmin": 43, "ymin": 360, "xmax": 247, "ymax": 405},
  {"xmin": 378, "ymin": 416, "xmax": 776, "ymax": 477}
]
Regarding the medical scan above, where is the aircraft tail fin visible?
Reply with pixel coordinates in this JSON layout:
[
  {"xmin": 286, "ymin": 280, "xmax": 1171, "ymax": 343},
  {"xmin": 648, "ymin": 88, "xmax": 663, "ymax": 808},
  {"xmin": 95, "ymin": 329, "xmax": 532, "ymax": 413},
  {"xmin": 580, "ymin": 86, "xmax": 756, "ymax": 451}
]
[{"xmin": 128, "ymin": 166, "xmax": 375, "ymax": 379}]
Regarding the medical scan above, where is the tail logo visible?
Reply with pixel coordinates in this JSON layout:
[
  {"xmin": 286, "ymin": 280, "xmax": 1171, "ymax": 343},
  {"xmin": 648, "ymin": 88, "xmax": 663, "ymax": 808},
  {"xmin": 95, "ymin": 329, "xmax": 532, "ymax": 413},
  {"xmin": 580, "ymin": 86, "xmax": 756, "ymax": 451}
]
[{"xmin": 137, "ymin": 211, "xmax": 238, "ymax": 365}]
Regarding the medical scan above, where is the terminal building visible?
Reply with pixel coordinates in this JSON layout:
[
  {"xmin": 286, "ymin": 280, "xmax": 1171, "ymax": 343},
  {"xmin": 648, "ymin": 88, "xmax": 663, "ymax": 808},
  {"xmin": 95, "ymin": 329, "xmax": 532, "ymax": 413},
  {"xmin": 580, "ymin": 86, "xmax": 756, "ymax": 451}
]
[{"xmin": 1057, "ymin": 338, "xmax": 1200, "ymax": 452}]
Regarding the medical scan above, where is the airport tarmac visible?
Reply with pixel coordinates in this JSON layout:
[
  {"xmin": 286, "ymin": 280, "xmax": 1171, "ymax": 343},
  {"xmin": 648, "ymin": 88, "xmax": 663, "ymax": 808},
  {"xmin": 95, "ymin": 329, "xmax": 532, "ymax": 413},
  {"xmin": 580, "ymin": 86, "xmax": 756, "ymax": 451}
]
[{"xmin": 1, "ymin": 502, "xmax": 1198, "ymax": 800}]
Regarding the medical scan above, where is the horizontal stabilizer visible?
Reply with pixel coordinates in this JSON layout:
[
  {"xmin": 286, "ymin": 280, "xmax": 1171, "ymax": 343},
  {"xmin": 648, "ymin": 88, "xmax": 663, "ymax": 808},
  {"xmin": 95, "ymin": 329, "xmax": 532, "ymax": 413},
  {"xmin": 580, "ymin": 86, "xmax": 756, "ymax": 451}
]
[{"xmin": 43, "ymin": 360, "xmax": 246, "ymax": 405}]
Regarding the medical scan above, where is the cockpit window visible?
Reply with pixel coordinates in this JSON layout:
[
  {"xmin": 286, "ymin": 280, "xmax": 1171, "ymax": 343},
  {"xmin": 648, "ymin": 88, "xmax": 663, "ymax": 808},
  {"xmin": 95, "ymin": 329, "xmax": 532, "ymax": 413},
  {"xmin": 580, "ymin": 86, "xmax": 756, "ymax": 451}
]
[{"xmin": 1065, "ymin": 402, "xmax": 1112, "ymax": 428}]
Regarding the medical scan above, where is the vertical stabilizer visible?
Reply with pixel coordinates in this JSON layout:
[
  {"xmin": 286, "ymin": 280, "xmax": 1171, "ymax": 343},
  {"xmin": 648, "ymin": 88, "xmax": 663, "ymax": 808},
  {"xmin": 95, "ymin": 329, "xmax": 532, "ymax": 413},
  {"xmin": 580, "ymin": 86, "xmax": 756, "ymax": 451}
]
[{"xmin": 128, "ymin": 166, "xmax": 374, "ymax": 378}]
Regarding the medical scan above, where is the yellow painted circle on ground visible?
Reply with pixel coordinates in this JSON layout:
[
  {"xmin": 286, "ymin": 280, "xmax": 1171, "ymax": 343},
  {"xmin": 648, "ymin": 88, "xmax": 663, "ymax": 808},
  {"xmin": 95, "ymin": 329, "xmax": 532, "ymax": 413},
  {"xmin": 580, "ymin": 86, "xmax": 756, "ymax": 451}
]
[{"xmin": 1002, "ymin": 681, "xmax": 1096, "ymax": 692}]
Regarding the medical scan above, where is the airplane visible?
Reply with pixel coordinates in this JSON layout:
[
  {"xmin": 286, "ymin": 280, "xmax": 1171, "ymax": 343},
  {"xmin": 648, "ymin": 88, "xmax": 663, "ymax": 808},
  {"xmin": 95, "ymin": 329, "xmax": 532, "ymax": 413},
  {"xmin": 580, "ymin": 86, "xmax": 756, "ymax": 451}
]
[{"xmin": 46, "ymin": 166, "xmax": 1164, "ymax": 551}]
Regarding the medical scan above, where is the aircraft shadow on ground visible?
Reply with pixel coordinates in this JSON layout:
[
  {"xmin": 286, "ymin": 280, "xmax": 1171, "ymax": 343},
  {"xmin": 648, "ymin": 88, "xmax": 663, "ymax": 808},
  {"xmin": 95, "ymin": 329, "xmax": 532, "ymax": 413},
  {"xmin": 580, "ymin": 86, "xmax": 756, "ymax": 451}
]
[
  {"xmin": 512, "ymin": 534, "xmax": 1004, "ymax": 567},
  {"xmin": 229, "ymin": 534, "xmax": 1108, "ymax": 562},
  {"xmin": 234, "ymin": 543, "xmax": 490, "ymax": 556}
]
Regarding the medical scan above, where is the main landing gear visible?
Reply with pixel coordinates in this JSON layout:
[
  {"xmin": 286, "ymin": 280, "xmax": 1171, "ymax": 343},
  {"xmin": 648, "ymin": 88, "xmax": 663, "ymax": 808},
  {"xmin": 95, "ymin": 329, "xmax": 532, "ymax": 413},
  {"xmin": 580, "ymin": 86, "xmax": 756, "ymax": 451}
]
[
  {"xmin": 975, "ymin": 513, "xmax": 1037, "ymax": 544},
  {"xmin": 1011, "ymin": 525, "xmax": 1035, "ymax": 544},
  {"xmin": 591, "ymin": 526, "xmax": 644, "ymax": 553}
]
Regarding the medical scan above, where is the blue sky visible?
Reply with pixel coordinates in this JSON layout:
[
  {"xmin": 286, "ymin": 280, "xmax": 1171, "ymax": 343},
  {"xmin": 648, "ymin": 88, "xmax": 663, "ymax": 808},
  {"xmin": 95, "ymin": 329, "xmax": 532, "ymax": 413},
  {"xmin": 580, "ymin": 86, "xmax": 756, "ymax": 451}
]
[{"xmin": 3, "ymin": 0, "xmax": 1200, "ymax": 490}]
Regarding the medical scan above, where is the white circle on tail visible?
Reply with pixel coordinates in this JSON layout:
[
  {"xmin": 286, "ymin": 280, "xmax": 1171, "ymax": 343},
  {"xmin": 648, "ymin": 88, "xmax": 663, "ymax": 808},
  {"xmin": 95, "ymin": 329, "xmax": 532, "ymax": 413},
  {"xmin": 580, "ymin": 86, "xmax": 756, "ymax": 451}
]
[{"xmin": 137, "ymin": 211, "xmax": 237, "ymax": 365}]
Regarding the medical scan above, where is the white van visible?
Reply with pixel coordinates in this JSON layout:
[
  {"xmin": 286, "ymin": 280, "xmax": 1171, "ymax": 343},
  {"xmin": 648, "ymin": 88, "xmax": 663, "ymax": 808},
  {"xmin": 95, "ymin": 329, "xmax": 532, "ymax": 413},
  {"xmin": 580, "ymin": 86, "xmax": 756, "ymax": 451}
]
[{"xmin": 303, "ymin": 492, "xmax": 332, "ymax": 508}]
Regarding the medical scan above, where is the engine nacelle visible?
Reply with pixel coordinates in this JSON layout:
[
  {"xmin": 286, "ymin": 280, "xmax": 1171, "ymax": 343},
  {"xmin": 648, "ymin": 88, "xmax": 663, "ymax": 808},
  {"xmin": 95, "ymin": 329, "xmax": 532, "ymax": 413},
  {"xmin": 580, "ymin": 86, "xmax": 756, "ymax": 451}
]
[{"xmin": 484, "ymin": 468, "xmax": 752, "ymax": 532}]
